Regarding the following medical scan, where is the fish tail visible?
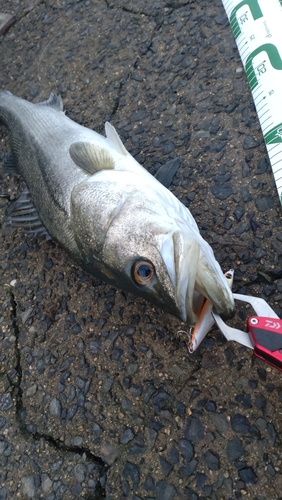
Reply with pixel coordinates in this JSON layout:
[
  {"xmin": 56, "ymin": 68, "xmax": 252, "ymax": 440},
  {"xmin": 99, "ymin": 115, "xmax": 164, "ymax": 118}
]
[{"xmin": 0, "ymin": 90, "xmax": 14, "ymax": 125}]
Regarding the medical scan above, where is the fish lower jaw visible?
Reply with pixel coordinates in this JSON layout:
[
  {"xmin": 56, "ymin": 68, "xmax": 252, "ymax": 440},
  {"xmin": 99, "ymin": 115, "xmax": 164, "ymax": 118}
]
[{"xmin": 215, "ymin": 305, "xmax": 235, "ymax": 321}]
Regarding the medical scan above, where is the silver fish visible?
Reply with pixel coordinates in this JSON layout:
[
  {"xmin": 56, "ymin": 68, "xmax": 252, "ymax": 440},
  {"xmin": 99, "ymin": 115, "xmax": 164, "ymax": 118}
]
[{"xmin": 0, "ymin": 90, "xmax": 235, "ymax": 325}]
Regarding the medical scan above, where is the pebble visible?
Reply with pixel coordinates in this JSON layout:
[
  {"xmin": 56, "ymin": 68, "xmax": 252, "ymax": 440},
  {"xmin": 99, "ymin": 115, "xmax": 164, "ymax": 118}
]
[
  {"xmin": 196, "ymin": 471, "xmax": 206, "ymax": 488},
  {"xmin": 0, "ymin": 417, "xmax": 6, "ymax": 429},
  {"xmin": 209, "ymin": 413, "xmax": 229, "ymax": 434},
  {"xmin": 160, "ymin": 456, "xmax": 173, "ymax": 477},
  {"xmin": 26, "ymin": 384, "xmax": 37, "ymax": 397},
  {"xmin": 145, "ymin": 427, "xmax": 157, "ymax": 449},
  {"xmin": 162, "ymin": 141, "xmax": 175, "ymax": 155},
  {"xmin": 178, "ymin": 439, "xmax": 194, "ymax": 461},
  {"xmin": 120, "ymin": 428, "xmax": 135, "ymax": 444},
  {"xmin": 194, "ymin": 130, "xmax": 210, "ymax": 139},
  {"xmin": 211, "ymin": 183, "xmax": 233, "ymax": 200},
  {"xmin": 74, "ymin": 463, "xmax": 87, "ymax": 482},
  {"xmin": 155, "ymin": 480, "xmax": 177, "ymax": 500},
  {"xmin": 226, "ymin": 437, "xmax": 245, "ymax": 461},
  {"xmin": 241, "ymin": 186, "xmax": 252, "ymax": 202},
  {"xmin": 67, "ymin": 404, "xmax": 78, "ymax": 420},
  {"xmin": 49, "ymin": 398, "xmax": 62, "ymax": 417},
  {"xmin": 0, "ymin": 437, "xmax": 8, "ymax": 454},
  {"xmin": 126, "ymin": 363, "xmax": 138, "ymax": 375},
  {"xmin": 180, "ymin": 459, "xmax": 198, "ymax": 477},
  {"xmin": 231, "ymin": 414, "xmax": 250, "ymax": 434},
  {"xmin": 241, "ymin": 161, "xmax": 249, "ymax": 177},
  {"xmin": 144, "ymin": 475, "xmax": 154, "ymax": 492},
  {"xmin": 123, "ymin": 461, "xmax": 139, "ymax": 490},
  {"xmin": 102, "ymin": 375, "xmax": 115, "ymax": 393},
  {"xmin": 0, "ymin": 393, "xmax": 13, "ymax": 411},
  {"xmin": 255, "ymin": 197, "xmax": 275, "ymax": 212},
  {"xmin": 233, "ymin": 205, "xmax": 245, "ymax": 221},
  {"xmin": 204, "ymin": 450, "xmax": 220, "ymax": 470},
  {"xmin": 255, "ymin": 157, "xmax": 269, "ymax": 174},
  {"xmin": 239, "ymin": 466, "xmax": 258, "ymax": 484},
  {"xmin": 267, "ymin": 423, "xmax": 277, "ymax": 445},
  {"xmin": 184, "ymin": 417, "xmax": 205, "ymax": 443},
  {"xmin": 89, "ymin": 339, "xmax": 101, "ymax": 354},
  {"xmin": 243, "ymin": 135, "xmax": 260, "ymax": 149},
  {"xmin": 143, "ymin": 384, "xmax": 157, "ymax": 403},
  {"xmin": 100, "ymin": 441, "xmax": 119, "ymax": 465},
  {"xmin": 71, "ymin": 484, "xmax": 82, "ymax": 495},
  {"xmin": 41, "ymin": 474, "xmax": 53, "ymax": 493},
  {"xmin": 73, "ymin": 436, "xmax": 83, "ymax": 446},
  {"xmin": 21, "ymin": 476, "xmax": 36, "ymax": 498},
  {"xmin": 0, "ymin": 487, "xmax": 7, "ymax": 500},
  {"xmin": 128, "ymin": 444, "xmax": 147, "ymax": 455}
]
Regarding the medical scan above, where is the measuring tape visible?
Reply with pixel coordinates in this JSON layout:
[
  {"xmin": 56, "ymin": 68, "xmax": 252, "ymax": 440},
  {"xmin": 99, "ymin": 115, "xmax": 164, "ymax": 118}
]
[{"xmin": 221, "ymin": 0, "xmax": 282, "ymax": 204}]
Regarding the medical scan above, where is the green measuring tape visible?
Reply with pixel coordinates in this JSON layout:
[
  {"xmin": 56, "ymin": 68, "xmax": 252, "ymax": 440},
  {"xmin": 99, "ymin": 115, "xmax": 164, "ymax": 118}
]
[{"xmin": 222, "ymin": 0, "xmax": 282, "ymax": 204}]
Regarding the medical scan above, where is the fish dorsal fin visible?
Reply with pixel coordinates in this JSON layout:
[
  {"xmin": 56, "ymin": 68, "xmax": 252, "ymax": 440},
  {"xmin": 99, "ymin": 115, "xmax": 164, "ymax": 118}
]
[
  {"xmin": 69, "ymin": 142, "xmax": 115, "ymax": 174},
  {"xmin": 154, "ymin": 157, "xmax": 181, "ymax": 188},
  {"xmin": 105, "ymin": 122, "xmax": 128, "ymax": 156},
  {"xmin": 37, "ymin": 92, "xmax": 64, "ymax": 111}
]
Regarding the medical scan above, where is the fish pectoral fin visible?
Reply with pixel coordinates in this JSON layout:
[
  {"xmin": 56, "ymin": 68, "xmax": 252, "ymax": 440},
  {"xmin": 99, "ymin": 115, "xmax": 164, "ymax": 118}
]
[
  {"xmin": 105, "ymin": 122, "xmax": 128, "ymax": 156},
  {"xmin": 37, "ymin": 92, "xmax": 64, "ymax": 111},
  {"xmin": 1, "ymin": 152, "xmax": 20, "ymax": 176},
  {"xmin": 69, "ymin": 142, "xmax": 115, "ymax": 175},
  {"xmin": 5, "ymin": 185, "xmax": 51, "ymax": 239},
  {"xmin": 154, "ymin": 157, "xmax": 181, "ymax": 188}
]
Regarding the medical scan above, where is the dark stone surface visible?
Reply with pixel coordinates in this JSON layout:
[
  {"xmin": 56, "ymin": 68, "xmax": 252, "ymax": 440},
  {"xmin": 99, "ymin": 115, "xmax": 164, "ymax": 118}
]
[
  {"xmin": 226, "ymin": 437, "xmax": 246, "ymax": 461},
  {"xmin": 204, "ymin": 450, "xmax": 220, "ymax": 470},
  {"xmin": 211, "ymin": 182, "xmax": 233, "ymax": 200},
  {"xmin": 178, "ymin": 439, "xmax": 194, "ymax": 462},
  {"xmin": 184, "ymin": 417, "xmax": 205, "ymax": 443},
  {"xmin": 231, "ymin": 414, "xmax": 251, "ymax": 434},
  {"xmin": 239, "ymin": 466, "xmax": 258, "ymax": 484},
  {"xmin": 1, "ymin": 0, "xmax": 282, "ymax": 499}
]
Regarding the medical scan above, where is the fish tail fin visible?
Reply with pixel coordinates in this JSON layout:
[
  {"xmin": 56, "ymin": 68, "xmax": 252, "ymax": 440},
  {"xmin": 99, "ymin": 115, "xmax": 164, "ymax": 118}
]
[{"xmin": 1, "ymin": 152, "xmax": 20, "ymax": 177}]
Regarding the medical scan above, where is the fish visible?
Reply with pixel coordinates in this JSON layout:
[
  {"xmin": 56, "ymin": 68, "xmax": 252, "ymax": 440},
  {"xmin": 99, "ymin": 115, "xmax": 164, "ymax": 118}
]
[{"xmin": 0, "ymin": 90, "xmax": 235, "ymax": 325}]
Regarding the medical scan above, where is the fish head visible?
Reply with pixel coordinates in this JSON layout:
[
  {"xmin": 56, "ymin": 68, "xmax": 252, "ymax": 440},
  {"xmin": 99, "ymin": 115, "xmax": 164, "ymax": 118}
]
[{"xmin": 71, "ymin": 170, "xmax": 235, "ymax": 325}]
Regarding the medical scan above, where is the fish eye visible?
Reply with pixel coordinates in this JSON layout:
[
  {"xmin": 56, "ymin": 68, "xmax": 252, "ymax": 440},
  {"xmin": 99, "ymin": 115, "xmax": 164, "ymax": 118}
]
[{"xmin": 132, "ymin": 260, "xmax": 155, "ymax": 286}]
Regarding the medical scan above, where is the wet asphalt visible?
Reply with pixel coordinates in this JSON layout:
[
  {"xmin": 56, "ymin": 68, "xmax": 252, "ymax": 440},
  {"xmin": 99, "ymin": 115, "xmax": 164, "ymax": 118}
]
[{"xmin": 1, "ymin": 1, "xmax": 282, "ymax": 499}]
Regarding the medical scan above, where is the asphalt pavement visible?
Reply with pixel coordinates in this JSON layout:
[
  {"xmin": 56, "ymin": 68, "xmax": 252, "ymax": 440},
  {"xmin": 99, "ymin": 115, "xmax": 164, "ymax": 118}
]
[{"xmin": 1, "ymin": 1, "xmax": 282, "ymax": 499}]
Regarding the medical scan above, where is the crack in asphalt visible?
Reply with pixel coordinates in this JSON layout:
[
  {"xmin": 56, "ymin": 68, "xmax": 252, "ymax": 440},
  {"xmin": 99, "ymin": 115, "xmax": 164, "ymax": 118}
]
[
  {"xmin": 121, "ymin": 6, "xmax": 151, "ymax": 16},
  {"xmin": 166, "ymin": 0, "xmax": 193, "ymax": 10},
  {"xmin": 108, "ymin": 81, "xmax": 123, "ymax": 121},
  {"xmin": 107, "ymin": 6, "xmax": 167, "ymax": 120},
  {"xmin": 8, "ymin": 288, "xmax": 107, "ymax": 500},
  {"xmin": 13, "ymin": 0, "xmax": 44, "ymax": 21}
]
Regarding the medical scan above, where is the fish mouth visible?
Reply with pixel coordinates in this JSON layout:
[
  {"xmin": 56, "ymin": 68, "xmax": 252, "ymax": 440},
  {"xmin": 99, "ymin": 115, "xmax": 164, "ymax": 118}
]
[
  {"xmin": 194, "ymin": 281, "xmax": 235, "ymax": 320},
  {"xmin": 160, "ymin": 231, "xmax": 200, "ymax": 325},
  {"xmin": 160, "ymin": 230, "xmax": 235, "ymax": 325}
]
